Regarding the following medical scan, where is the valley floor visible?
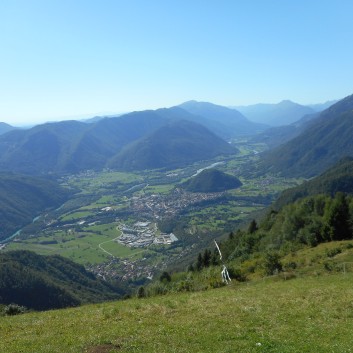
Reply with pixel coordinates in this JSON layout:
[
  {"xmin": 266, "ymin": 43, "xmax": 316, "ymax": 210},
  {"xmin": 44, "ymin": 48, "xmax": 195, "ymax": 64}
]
[{"xmin": 1, "ymin": 272, "xmax": 353, "ymax": 353}]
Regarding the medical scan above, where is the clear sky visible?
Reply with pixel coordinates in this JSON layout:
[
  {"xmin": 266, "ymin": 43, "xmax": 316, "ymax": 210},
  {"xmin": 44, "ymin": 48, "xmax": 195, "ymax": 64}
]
[{"xmin": 1, "ymin": 0, "xmax": 353, "ymax": 125}]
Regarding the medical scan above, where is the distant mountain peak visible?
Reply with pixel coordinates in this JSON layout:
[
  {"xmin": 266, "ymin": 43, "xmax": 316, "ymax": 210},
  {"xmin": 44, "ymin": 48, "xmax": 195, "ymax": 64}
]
[{"xmin": 234, "ymin": 100, "xmax": 315, "ymax": 126}]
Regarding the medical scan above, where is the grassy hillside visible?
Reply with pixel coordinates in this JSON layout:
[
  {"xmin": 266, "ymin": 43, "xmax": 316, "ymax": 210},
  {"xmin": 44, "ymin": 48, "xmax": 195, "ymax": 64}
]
[{"xmin": 1, "ymin": 272, "xmax": 353, "ymax": 352}]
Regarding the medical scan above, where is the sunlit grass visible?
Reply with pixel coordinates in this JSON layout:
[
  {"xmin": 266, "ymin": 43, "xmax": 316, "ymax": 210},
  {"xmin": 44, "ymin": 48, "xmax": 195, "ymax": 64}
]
[{"xmin": 2, "ymin": 273, "xmax": 353, "ymax": 353}]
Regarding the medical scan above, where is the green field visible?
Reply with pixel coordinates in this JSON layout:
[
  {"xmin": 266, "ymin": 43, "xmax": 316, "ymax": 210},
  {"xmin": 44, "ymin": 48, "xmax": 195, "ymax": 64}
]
[
  {"xmin": 6, "ymin": 226, "xmax": 142, "ymax": 264},
  {"xmin": 1, "ymin": 272, "xmax": 353, "ymax": 353}
]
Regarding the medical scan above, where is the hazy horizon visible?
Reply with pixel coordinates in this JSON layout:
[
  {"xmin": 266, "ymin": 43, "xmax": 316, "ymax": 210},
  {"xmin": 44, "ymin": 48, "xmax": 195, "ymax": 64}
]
[{"xmin": 1, "ymin": 0, "xmax": 353, "ymax": 125}]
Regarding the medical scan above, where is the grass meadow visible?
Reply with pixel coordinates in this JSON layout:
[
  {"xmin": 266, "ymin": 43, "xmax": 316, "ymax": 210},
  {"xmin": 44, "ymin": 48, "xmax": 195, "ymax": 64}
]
[{"xmin": 1, "ymin": 272, "xmax": 353, "ymax": 353}]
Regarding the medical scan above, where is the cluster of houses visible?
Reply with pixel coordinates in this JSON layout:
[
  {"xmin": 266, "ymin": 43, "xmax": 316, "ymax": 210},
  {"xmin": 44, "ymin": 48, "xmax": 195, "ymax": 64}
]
[
  {"xmin": 117, "ymin": 221, "xmax": 178, "ymax": 248},
  {"xmin": 130, "ymin": 188, "xmax": 224, "ymax": 219}
]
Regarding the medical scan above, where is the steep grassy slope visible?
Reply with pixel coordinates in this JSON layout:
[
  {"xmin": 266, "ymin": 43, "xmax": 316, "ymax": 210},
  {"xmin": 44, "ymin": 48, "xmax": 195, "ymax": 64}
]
[{"xmin": 1, "ymin": 273, "xmax": 353, "ymax": 352}]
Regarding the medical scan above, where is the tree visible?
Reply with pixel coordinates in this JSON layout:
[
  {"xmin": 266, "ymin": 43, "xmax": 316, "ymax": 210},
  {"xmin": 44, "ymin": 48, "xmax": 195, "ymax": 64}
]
[
  {"xmin": 196, "ymin": 253, "xmax": 203, "ymax": 271},
  {"xmin": 137, "ymin": 286, "xmax": 146, "ymax": 298},
  {"xmin": 248, "ymin": 219, "xmax": 258, "ymax": 234},
  {"xmin": 202, "ymin": 249, "xmax": 212, "ymax": 268},
  {"xmin": 324, "ymin": 192, "xmax": 352, "ymax": 240},
  {"xmin": 264, "ymin": 251, "xmax": 282, "ymax": 276},
  {"xmin": 159, "ymin": 271, "xmax": 171, "ymax": 283}
]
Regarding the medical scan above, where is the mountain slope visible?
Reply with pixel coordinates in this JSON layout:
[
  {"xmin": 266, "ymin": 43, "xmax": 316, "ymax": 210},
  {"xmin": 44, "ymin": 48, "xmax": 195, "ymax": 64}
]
[
  {"xmin": 109, "ymin": 120, "xmax": 237, "ymax": 171},
  {"xmin": 0, "ymin": 107, "xmax": 240, "ymax": 175},
  {"xmin": 0, "ymin": 173, "xmax": 71, "ymax": 241},
  {"xmin": 250, "ymin": 112, "xmax": 320, "ymax": 148},
  {"xmin": 182, "ymin": 168, "xmax": 242, "ymax": 192},
  {"xmin": 308, "ymin": 100, "xmax": 338, "ymax": 112},
  {"xmin": 0, "ymin": 120, "xmax": 89, "ymax": 174},
  {"xmin": 234, "ymin": 100, "xmax": 315, "ymax": 126},
  {"xmin": 0, "ymin": 250, "xmax": 122, "ymax": 310},
  {"xmin": 0, "ymin": 111, "xmax": 173, "ymax": 174},
  {"xmin": 274, "ymin": 157, "xmax": 353, "ymax": 209},
  {"xmin": 259, "ymin": 93, "xmax": 353, "ymax": 177},
  {"xmin": 179, "ymin": 101, "xmax": 268, "ymax": 138},
  {"xmin": 0, "ymin": 122, "xmax": 16, "ymax": 135}
]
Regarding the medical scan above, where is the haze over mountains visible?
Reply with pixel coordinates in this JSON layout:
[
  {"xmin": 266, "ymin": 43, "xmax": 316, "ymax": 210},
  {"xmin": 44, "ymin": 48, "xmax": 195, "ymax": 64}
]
[
  {"xmin": 234, "ymin": 100, "xmax": 318, "ymax": 126},
  {"xmin": 0, "ymin": 95, "xmax": 348, "ymax": 178},
  {"xmin": 0, "ymin": 122, "xmax": 16, "ymax": 135},
  {"xmin": 260, "ymin": 93, "xmax": 353, "ymax": 177},
  {"xmin": 109, "ymin": 120, "xmax": 236, "ymax": 171},
  {"xmin": 0, "ymin": 103, "xmax": 261, "ymax": 175}
]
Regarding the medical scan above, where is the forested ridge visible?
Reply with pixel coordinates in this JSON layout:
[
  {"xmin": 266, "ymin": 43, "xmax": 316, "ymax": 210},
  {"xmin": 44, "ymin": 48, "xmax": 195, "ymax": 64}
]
[
  {"xmin": 0, "ymin": 173, "xmax": 72, "ymax": 241},
  {"xmin": 0, "ymin": 250, "xmax": 123, "ymax": 311}
]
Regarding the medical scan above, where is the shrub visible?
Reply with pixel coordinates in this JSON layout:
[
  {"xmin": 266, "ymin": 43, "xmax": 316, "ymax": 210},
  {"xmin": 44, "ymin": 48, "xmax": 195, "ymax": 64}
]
[
  {"xmin": 4, "ymin": 304, "xmax": 27, "ymax": 316},
  {"xmin": 326, "ymin": 247, "xmax": 342, "ymax": 258},
  {"xmin": 159, "ymin": 271, "xmax": 171, "ymax": 283}
]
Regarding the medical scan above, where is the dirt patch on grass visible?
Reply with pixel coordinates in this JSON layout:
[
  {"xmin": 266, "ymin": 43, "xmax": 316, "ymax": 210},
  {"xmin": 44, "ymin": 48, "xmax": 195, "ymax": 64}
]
[{"xmin": 85, "ymin": 343, "xmax": 121, "ymax": 353}]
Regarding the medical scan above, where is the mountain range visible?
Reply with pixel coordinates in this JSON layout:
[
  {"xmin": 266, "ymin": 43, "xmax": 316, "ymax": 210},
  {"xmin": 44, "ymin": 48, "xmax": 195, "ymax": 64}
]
[
  {"xmin": 0, "ymin": 122, "xmax": 16, "ymax": 135},
  {"xmin": 0, "ymin": 103, "xmax": 262, "ymax": 175},
  {"xmin": 109, "ymin": 120, "xmax": 236, "ymax": 171},
  {"xmin": 260, "ymin": 94, "xmax": 353, "ymax": 177},
  {"xmin": 0, "ymin": 95, "xmax": 349, "ymax": 178},
  {"xmin": 233, "ymin": 100, "xmax": 316, "ymax": 126},
  {"xmin": 179, "ymin": 101, "xmax": 267, "ymax": 138}
]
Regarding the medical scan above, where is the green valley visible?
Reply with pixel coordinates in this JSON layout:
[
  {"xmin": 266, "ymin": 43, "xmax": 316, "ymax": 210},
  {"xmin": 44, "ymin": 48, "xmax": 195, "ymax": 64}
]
[{"xmin": 2, "ymin": 141, "xmax": 301, "ymax": 284}]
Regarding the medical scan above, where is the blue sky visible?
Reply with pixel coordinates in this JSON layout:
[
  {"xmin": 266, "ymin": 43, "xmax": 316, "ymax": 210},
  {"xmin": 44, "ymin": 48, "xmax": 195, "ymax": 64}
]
[{"xmin": 1, "ymin": 0, "xmax": 353, "ymax": 125}]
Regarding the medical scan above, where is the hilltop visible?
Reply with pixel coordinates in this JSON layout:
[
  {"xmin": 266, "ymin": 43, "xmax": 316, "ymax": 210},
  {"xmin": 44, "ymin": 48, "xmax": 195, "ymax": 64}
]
[
  {"xmin": 179, "ymin": 100, "xmax": 267, "ymax": 138},
  {"xmin": 0, "ymin": 122, "xmax": 16, "ymax": 135},
  {"xmin": 182, "ymin": 168, "xmax": 242, "ymax": 193},
  {"xmin": 234, "ymin": 100, "xmax": 316, "ymax": 126},
  {"xmin": 110, "ymin": 120, "xmax": 236, "ymax": 171}
]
